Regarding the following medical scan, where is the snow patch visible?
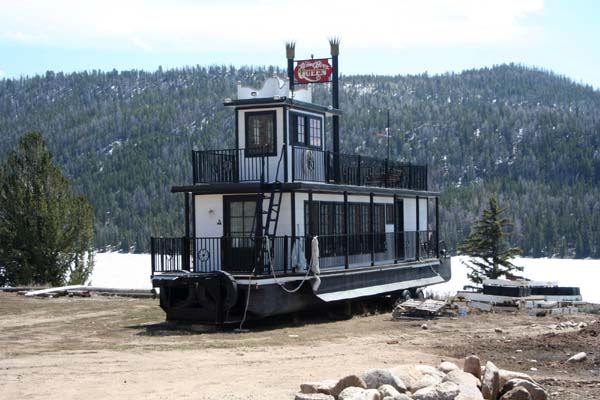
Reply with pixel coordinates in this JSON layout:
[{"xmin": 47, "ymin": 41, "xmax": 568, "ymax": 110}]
[{"xmin": 431, "ymin": 256, "xmax": 600, "ymax": 304}]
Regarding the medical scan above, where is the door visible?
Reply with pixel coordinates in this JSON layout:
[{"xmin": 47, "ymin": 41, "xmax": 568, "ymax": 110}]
[
  {"xmin": 394, "ymin": 199, "xmax": 405, "ymax": 259},
  {"xmin": 223, "ymin": 196, "xmax": 260, "ymax": 273}
]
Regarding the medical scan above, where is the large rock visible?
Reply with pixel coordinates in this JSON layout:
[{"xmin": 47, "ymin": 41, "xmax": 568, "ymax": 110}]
[
  {"xmin": 378, "ymin": 384, "xmax": 402, "ymax": 398},
  {"xmin": 439, "ymin": 362, "xmax": 460, "ymax": 374},
  {"xmin": 500, "ymin": 379, "xmax": 547, "ymax": 400},
  {"xmin": 444, "ymin": 370, "xmax": 483, "ymax": 400},
  {"xmin": 382, "ymin": 395, "xmax": 412, "ymax": 400},
  {"xmin": 362, "ymin": 369, "xmax": 407, "ymax": 393},
  {"xmin": 463, "ymin": 355, "xmax": 482, "ymax": 380},
  {"xmin": 331, "ymin": 375, "xmax": 368, "ymax": 398},
  {"xmin": 413, "ymin": 381, "xmax": 460, "ymax": 400},
  {"xmin": 416, "ymin": 365, "xmax": 446, "ymax": 379},
  {"xmin": 497, "ymin": 370, "xmax": 535, "ymax": 388},
  {"xmin": 455, "ymin": 390, "xmax": 484, "ymax": 400},
  {"xmin": 338, "ymin": 387, "xmax": 381, "ymax": 400},
  {"xmin": 413, "ymin": 374, "xmax": 444, "ymax": 392},
  {"xmin": 481, "ymin": 361, "xmax": 500, "ymax": 399},
  {"xmin": 444, "ymin": 370, "xmax": 481, "ymax": 388},
  {"xmin": 295, "ymin": 392, "xmax": 335, "ymax": 400},
  {"xmin": 391, "ymin": 364, "xmax": 445, "ymax": 392},
  {"xmin": 499, "ymin": 387, "xmax": 531, "ymax": 400},
  {"xmin": 300, "ymin": 380, "xmax": 337, "ymax": 394}
]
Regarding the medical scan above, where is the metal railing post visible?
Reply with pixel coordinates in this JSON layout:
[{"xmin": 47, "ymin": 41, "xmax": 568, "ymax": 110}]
[
  {"xmin": 150, "ymin": 237, "xmax": 156, "ymax": 275},
  {"xmin": 283, "ymin": 235, "xmax": 288, "ymax": 274}
]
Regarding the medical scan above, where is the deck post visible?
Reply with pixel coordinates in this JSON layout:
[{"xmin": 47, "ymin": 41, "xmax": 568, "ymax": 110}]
[
  {"xmin": 357, "ymin": 155, "xmax": 362, "ymax": 185},
  {"xmin": 344, "ymin": 191, "xmax": 349, "ymax": 269},
  {"xmin": 308, "ymin": 190, "xmax": 314, "ymax": 238},
  {"xmin": 435, "ymin": 196, "xmax": 440, "ymax": 258},
  {"xmin": 283, "ymin": 109, "xmax": 288, "ymax": 183},
  {"xmin": 284, "ymin": 235, "xmax": 289, "ymax": 273},
  {"xmin": 370, "ymin": 193, "xmax": 374, "ymax": 266},
  {"xmin": 192, "ymin": 194, "xmax": 196, "ymax": 272},
  {"xmin": 393, "ymin": 194, "xmax": 398, "ymax": 263},
  {"xmin": 150, "ymin": 237, "xmax": 155, "ymax": 275},
  {"xmin": 416, "ymin": 196, "xmax": 420, "ymax": 260},
  {"xmin": 184, "ymin": 192, "xmax": 190, "ymax": 239}
]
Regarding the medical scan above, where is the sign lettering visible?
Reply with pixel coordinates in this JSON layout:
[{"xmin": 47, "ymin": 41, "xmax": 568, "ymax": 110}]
[{"xmin": 294, "ymin": 59, "xmax": 333, "ymax": 84}]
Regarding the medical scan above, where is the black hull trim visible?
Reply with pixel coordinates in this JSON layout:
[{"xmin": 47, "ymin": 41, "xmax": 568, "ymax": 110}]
[{"xmin": 152, "ymin": 258, "xmax": 450, "ymax": 324}]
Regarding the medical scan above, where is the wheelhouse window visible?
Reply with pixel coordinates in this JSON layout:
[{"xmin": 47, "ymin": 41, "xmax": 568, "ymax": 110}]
[
  {"xmin": 245, "ymin": 111, "xmax": 276, "ymax": 157},
  {"xmin": 291, "ymin": 112, "xmax": 323, "ymax": 149}
]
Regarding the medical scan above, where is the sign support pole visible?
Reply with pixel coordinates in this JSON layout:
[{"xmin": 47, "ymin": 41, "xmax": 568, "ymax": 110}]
[{"xmin": 330, "ymin": 38, "xmax": 340, "ymax": 183}]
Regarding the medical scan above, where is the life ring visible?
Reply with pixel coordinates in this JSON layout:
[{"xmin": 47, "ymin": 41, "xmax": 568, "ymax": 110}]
[{"xmin": 303, "ymin": 149, "xmax": 315, "ymax": 174}]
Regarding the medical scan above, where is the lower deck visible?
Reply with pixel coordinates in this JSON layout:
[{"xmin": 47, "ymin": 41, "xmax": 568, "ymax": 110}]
[{"xmin": 152, "ymin": 257, "xmax": 451, "ymax": 324}]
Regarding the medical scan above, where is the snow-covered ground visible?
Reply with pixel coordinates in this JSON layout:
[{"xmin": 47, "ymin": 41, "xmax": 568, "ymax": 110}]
[
  {"xmin": 90, "ymin": 253, "xmax": 600, "ymax": 303},
  {"xmin": 431, "ymin": 256, "xmax": 600, "ymax": 304},
  {"xmin": 90, "ymin": 252, "xmax": 153, "ymax": 289}
]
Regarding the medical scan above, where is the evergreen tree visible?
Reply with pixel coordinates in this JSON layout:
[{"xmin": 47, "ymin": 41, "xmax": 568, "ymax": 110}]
[
  {"xmin": 458, "ymin": 197, "xmax": 522, "ymax": 285},
  {"xmin": 0, "ymin": 132, "xmax": 94, "ymax": 286}
]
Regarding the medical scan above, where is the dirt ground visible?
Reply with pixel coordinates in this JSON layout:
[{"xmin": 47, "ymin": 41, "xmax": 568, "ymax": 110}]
[{"xmin": 0, "ymin": 292, "xmax": 598, "ymax": 399}]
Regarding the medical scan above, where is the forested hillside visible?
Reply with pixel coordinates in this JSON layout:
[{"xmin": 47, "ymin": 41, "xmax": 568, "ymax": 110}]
[{"xmin": 1, "ymin": 64, "xmax": 599, "ymax": 257}]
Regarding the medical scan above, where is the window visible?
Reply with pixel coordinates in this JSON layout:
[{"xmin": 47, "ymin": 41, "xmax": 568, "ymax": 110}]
[
  {"xmin": 295, "ymin": 115, "xmax": 306, "ymax": 145},
  {"xmin": 228, "ymin": 200, "xmax": 256, "ymax": 237},
  {"xmin": 385, "ymin": 204, "xmax": 394, "ymax": 224},
  {"xmin": 309, "ymin": 118, "xmax": 322, "ymax": 147},
  {"xmin": 291, "ymin": 112, "xmax": 323, "ymax": 149},
  {"xmin": 304, "ymin": 200, "xmax": 387, "ymax": 256},
  {"xmin": 245, "ymin": 111, "xmax": 276, "ymax": 156}
]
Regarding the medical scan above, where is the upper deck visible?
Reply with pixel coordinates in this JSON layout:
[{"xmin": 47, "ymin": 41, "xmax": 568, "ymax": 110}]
[{"xmin": 189, "ymin": 77, "xmax": 428, "ymax": 192}]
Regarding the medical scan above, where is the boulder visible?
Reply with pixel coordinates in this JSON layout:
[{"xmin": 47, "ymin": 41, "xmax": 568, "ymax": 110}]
[
  {"xmin": 378, "ymin": 384, "xmax": 402, "ymax": 398},
  {"xmin": 439, "ymin": 362, "xmax": 460, "ymax": 374},
  {"xmin": 481, "ymin": 361, "xmax": 500, "ymax": 399},
  {"xmin": 413, "ymin": 381, "xmax": 460, "ymax": 400},
  {"xmin": 444, "ymin": 370, "xmax": 483, "ymax": 400},
  {"xmin": 497, "ymin": 370, "xmax": 535, "ymax": 388},
  {"xmin": 416, "ymin": 365, "xmax": 446, "ymax": 379},
  {"xmin": 567, "ymin": 352, "xmax": 587, "ymax": 362},
  {"xmin": 463, "ymin": 355, "xmax": 482, "ymax": 380},
  {"xmin": 331, "ymin": 375, "xmax": 368, "ymax": 398},
  {"xmin": 391, "ymin": 364, "xmax": 444, "ymax": 392},
  {"xmin": 338, "ymin": 387, "xmax": 381, "ymax": 400},
  {"xmin": 295, "ymin": 392, "xmax": 335, "ymax": 400},
  {"xmin": 382, "ymin": 395, "xmax": 413, "ymax": 400},
  {"xmin": 500, "ymin": 379, "xmax": 547, "ymax": 400},
  {"xmin": 455, "ymin": 389, "xmax": 484, "ymax": 400},
  {"xmin": 412, "ymin": 373, "xmax": 444, "ymax": 392},
  {"xmin": 444, "ymin": 370, "xmax": 481, "ymax": 388},
  {"xmin": 499, "ymin": 387, "xmax": 531, "ymax": 400},
  {"xmin": 300, "ymin": 380, "xmax": 337, "ymax": 395},
  {"xmin": 362, "ymin": 369, "xmax": 407, "ymax": 392}
]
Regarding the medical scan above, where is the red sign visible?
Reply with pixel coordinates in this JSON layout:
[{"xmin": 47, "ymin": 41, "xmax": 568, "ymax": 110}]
[{"xmin": 294, "ymin": 59, "xmax": 333, "ymax": 84}]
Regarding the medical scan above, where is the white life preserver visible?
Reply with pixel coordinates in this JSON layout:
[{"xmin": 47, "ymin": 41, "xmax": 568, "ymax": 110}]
[{"xmin": 303, "ymin": 149, "xmax": 315, "ymax": 174}]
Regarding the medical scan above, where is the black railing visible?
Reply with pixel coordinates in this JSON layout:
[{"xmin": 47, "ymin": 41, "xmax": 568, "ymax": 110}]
[
  {"xmin": 191, "ymin": 146, "xmax": 427, "ymax": 190},
  {"xmin": 151, "ymin": 230, "xmax": 437, "ymax": 276},
  {"xmin": 294, "ymin": 147, "xmax": 427, "ymax": 190},
  {"xmin": 192, "ymin": 148, "xmax": 272, "ymax": 183}
]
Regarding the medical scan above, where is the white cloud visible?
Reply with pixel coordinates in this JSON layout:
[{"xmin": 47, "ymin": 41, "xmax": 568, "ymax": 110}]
[{"xmin": 0, "ymin": 0, "xmax": 544, "ymax": 54}]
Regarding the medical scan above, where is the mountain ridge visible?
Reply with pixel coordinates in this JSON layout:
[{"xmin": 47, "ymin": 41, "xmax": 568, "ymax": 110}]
[{"xmin": 1, "ymin": 63, "xmax": 599, "ymax": 256}]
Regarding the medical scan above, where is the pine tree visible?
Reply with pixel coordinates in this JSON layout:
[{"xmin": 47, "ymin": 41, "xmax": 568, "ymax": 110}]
[
  {"xmin": 458, "ymin": 197, "xmax": 522, "ymax": 285},
  {"xmin": 0, "ymin": 132, "xmax": 94, "ymax": 286}
]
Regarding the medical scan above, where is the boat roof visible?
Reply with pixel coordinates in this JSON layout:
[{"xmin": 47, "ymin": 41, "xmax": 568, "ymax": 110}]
[{"xmin": 223, "ymin": 97, "xmax": 342, "ymax": 116}]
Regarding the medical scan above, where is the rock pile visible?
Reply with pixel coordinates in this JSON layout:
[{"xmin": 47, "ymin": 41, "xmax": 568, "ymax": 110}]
[{"xmin": 295, "ymin": 355, "xmax": 549, "ymax": 400}]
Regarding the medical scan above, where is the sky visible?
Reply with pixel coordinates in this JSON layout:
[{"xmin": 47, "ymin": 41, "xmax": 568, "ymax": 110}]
[{"xmin": 0, "ymin": 0, "xmax": 599, "ymax": 88}]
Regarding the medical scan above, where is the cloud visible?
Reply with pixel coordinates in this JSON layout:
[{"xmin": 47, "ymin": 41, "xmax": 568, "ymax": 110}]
[{"xmin": 0, "ymin": 0, "xmax": 544, "ymax": 54}]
